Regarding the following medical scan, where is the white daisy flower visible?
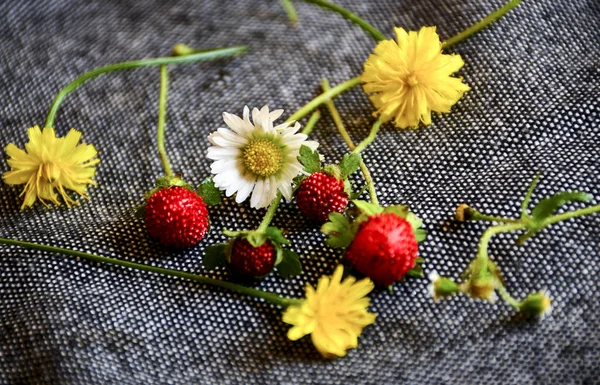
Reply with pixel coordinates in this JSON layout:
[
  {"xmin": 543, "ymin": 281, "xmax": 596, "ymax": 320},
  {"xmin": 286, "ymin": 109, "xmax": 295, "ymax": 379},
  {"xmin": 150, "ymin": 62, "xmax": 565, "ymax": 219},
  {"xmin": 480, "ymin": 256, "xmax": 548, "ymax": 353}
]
[{"xmin": 207, "ymin": 105, "xmax": 319, "ymax": 209}]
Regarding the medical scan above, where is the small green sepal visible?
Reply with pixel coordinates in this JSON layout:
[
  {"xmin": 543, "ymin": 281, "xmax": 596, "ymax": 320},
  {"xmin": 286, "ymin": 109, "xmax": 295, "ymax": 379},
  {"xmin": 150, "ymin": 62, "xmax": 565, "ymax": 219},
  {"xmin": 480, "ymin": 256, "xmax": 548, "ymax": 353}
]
[
  {"xmin": 321, "ymin": 212, "xmax": 356, "ymax": 248},
  {"xmin": 276, "ymin": 249, "xmax": 302, "ymax": 278}
]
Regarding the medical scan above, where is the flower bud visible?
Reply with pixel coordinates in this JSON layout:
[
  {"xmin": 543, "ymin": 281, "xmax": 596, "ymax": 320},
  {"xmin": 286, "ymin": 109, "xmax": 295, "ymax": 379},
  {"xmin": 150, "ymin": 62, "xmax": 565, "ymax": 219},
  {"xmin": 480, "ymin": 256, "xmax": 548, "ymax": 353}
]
[
  {"xmin": 519, "ymin": 291, "xmax": 552, "ymax": 318},
  {"xmin": 455, "ymin": 204, "xmax": 477, "ymax": 222},
  {"xmin": 462, "ymin": 276, "xmax": 498, "ymax": 302},
  {"xmin": 428, "ymin": 272, "xmax": 460, "ymax": 300}
]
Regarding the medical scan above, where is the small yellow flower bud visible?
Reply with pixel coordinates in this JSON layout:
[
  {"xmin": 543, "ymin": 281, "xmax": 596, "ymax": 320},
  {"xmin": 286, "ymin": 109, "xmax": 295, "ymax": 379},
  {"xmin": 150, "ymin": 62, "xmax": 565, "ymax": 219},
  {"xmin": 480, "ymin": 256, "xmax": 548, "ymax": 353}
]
[
  {"xmin": 519, "ymin": 291, "xmax": 552, "ymax": 318},
  {"xmin": 428, "ymin": 272, "xmax": 459, "ymax": 300},
  {"xmin": 462, "ymin": 276, "xmax": 498, "ymax": 303}
]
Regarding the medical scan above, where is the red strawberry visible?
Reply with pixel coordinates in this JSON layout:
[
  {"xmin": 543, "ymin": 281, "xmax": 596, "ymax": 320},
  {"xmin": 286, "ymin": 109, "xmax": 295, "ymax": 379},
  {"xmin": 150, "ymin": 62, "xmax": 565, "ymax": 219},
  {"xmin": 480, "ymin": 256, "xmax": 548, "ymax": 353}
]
[
  {"xmin": 296, "ymin": 171, "xmax": 349, "ymax": 223},
  {"xmin": 145, "ymin": 186, "xmax": 209, "ymax": 248},
  {"xmin": 229, "ymin": 238, "xmax": 276, "ymax": 277},
  {"xmin": 345, "ymin": 213, "xmax": 418, "ymax": 286}
]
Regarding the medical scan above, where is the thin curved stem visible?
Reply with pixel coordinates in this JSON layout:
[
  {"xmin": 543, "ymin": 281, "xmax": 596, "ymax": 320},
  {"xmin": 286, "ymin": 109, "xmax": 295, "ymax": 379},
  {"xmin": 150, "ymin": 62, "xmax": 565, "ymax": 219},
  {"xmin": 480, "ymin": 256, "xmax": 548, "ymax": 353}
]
[
  {"xmin": 300, "ymin": 110, "xmax": 321, "ymax": 136},
  {"xmin": 497, "ymin": 286, "xmax": 520, "ymax": 309},
  {"xmin": 257, "ymin": 192, "xmax": 283, "ymax": 232},
  {"xmin": 353, "ymin": 118, "xmax": 383, "ymax": 154},
  {"xmin": 475, "ymin": 222, "xmax": 526, "ymax": 277},
  {"xmin": 0, "ymin": 237, "xmax": 300, "ymax": 308},
  {"xmin": 287, "ymin": 76, "xmax": 361, "ymax": 123},
  {"xmin": 443, "ymin": 0, "xmax": 521, "ymax": 49},
  {"xmin": 544, "ymin": 204, "xmax": 600, "ymax": 226},
  {"xmin": 469, "ymin": 211, "xmax": 520, "ymax": 224},
  {"xmin": 280, "ymin": 0, "xmax": 298, "ymax": 23},
  {"xmin": 300, "ymin": 0, "xmax": 386, "ymax": 41},
  {"xmin": 157, "ymin": 65, "xmax": 173, "ymax": 177},
  {"xmin": 44, "ymin": 45, "xmax": 247, "ymax": 128},
  {"xmin": 320, "ymin": 78, "xmax": 378, "ymax": 205}
]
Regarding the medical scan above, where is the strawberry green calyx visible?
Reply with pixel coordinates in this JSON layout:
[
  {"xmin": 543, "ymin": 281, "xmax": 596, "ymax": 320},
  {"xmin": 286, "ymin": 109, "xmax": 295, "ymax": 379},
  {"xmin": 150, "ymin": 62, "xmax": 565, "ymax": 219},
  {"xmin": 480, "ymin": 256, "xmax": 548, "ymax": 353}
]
[{"xmin": 203, "ymin": 226, "xmax": 302, "ymax": 278}]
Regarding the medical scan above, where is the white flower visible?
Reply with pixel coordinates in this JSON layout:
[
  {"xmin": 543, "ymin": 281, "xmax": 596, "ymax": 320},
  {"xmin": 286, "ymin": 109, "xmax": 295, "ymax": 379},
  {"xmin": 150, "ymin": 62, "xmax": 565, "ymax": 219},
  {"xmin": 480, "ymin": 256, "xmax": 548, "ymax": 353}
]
[{"xmin": 207, "ymin": 106, "xmax": 319, "ymax": 209}]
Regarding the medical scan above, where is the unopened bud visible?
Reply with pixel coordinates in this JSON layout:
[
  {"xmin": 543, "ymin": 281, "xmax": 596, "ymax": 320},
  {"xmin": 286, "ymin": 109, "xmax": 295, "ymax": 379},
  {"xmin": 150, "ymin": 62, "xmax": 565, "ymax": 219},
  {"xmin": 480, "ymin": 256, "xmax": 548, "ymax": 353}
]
[
  {"xmin": 462, "ymin": 276, "xmax": 498, "ymax": 302},
  {"xmin": 428, "ymin": 272, "xmax": 459, "ymax": 300},
  {"xmin": 455, "ymin": 204, "xmax": 477, "ymax": 222},
  {"xmin": 519, "ymin": 291, "xmax": 552, "ymax": 318}
]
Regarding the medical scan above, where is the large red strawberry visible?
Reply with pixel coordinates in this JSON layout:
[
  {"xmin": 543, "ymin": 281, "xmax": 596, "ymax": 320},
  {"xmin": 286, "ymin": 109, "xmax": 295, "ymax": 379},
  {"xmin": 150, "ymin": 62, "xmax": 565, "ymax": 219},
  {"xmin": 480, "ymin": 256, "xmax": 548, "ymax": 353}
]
[
  {"xmin": 296, "ymin": 171, "xmax": 349, "ymax": 223},
  {"xmin": 145, "ymin": 186, "xmax": 209, "ymax": 248},
  {"xmin": 345, "ymin": 213, "xmax": 418, "ymax": 286},
  {"xmin": 229, "ymin": 238, "xmax": 276, "ymax": 277}
]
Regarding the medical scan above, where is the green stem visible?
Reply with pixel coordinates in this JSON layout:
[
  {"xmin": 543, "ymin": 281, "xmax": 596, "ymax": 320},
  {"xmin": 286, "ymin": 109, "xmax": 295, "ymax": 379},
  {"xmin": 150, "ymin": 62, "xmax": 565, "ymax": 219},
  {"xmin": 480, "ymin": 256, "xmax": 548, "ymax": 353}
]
[
  {"xmin": 353, "ymin": 118, "xmax": 383, "ymax": 154},
  {"xmin": 287, "ymin": 76, "xmax": 361, "ymax": 123},
  {"xmin": 300, "ymin": 0, "xmax": 386, "ymax": 41},
  {"xmin": 0, "ymin": 237, "xmax": 300, "ymax": 308},
  {"xmin": 321, "ymin": 78, "xmax": 379, "ymax": 205},
  {"xmin": 443, "ymin": 0, "xmax": 521, "ymax": 49},
  {"xmin": 280, "ymin": 0, "xmax": 298, "ymax": 23},
  {"xmin": 300, "ymin": 110, "xmax": 321, "ymax": 136},
  {"xmin": 257, "ymin": 192, "xmax": 283, "ymax": 232},
  {"xmin": 44, "ymin": 45, "xmax": 247, "ymax": 128},
  {"xmin": 469, "ymin": 211, "xmax": 520, "ymax": 224},
  {"xmin": 544, "ymin": 204, "xmax": 600, "ymax": 226},
  {"xmin": 497, "ymin": 285, "xmax": 520, "ymax": 309},
  {"xmin": 475, "ymin": 222, "xmax": 526, "ymax": 278},
  {"xmin": 156, "ymin": 65, "xmax": 173, "ymax": 177},
  {"xmin": 521, "ymin": 172, "xmax": 541, "ymax": 220}
]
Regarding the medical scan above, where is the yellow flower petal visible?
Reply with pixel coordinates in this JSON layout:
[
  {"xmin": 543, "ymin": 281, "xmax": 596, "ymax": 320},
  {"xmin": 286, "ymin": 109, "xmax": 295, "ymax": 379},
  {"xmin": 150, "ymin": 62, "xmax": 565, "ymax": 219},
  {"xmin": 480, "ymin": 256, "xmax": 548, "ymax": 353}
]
[
  {"xmin": 3, "ymin": 126, "xmax": 99, "ymax": 209},
  {"xmin": 362, "ymin": 26, "xmax": 470, "ymax": 129}
]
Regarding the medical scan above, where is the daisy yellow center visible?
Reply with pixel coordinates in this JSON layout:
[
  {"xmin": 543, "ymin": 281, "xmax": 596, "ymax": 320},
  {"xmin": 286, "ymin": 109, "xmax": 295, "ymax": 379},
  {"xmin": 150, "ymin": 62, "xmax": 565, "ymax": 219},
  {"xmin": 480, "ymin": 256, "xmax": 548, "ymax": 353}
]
[
  {"xmin": 41, "ymin": 162, "xmax": 61, "ymax": 183},
  {"xmin": 406, "ymin": 73, "xmax": 419, "ymax": 87},
  {"xmin": 242, "ymin": 138, "xmax": 283, "ymax": 177}
]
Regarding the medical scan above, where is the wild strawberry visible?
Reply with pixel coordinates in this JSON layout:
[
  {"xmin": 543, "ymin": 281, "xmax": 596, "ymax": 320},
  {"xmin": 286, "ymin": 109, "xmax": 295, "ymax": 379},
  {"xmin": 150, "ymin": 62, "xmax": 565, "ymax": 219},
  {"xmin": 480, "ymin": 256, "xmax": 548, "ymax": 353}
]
[
  {"xmin": 145, "ymin": 186, "xmax": 209, "ymax": 248},
  {"xmin": 345, "ymin": 213, "xmax": 418, "ymax": 286},
  {"xmin": 229, "ymin": 238, "xmax": 276, "ymax": 277},
  {"xmin": 296, "ymin": 171, "xmax": 349, "ymax": 223}
]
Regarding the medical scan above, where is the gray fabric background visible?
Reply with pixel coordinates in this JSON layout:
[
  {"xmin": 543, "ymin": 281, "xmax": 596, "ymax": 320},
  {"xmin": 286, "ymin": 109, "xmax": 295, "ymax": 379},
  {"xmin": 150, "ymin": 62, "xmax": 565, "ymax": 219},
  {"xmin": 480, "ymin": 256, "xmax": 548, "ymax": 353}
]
[{"xmin": 0, "ymin": 0, "xmax": 599, "ymax": 384}]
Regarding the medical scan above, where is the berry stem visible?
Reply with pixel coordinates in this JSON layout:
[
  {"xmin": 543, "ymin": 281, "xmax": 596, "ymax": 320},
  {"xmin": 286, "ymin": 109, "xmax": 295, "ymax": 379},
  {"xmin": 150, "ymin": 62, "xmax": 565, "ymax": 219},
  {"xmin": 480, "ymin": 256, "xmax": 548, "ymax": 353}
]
[
  {"xmin": 497, "ymin": 286, "xmax": 520, "ymax": 309},
  {"xmin": 442, "ymin": 0, "xmax": 521, "ymax": 49},
  {"xmin": 0, "ymin": 237, "xmax": 301, "ymax": 308},
  {"xmin": 321, "ymin": 78, "xmax": 379, "ymax": 206},
  {"xmin": 475, "ymin": 222, "xmax": 526, "ymax": 279},
  {"xmin": 279, "ymin": 0, "xmax": 298, "ymax": 23},
  {"xmin": 44, "ymin": 45, "xmax": 247, "ymax": 129},
  {"xmin": 257, "ymin": 192, "xmax": 282, "ymax": 232},
  {"xmin": 353, "ymin": 118, "xmax": 383, "ymax": 155},
  {"xmin": 297, "ymin": 0, "xmax": 386, "ymax": 41},
  {"xmin": 156, "ymin": 65, "xmax": 173, "ymax": 177},
  {"xmin": 286, "ymin": 76, "xmax": 361, "ymax": 123},
  {"xmin": 300, "ymin": 110, "xmax": 321, "ymax": 136},
  {"xmin": 469, "ymin": 211, "xmax": 520, "ymax": 224},
  {"xmin": 543, "ymin": 204, "xmax": 600, "ymax": 226}
]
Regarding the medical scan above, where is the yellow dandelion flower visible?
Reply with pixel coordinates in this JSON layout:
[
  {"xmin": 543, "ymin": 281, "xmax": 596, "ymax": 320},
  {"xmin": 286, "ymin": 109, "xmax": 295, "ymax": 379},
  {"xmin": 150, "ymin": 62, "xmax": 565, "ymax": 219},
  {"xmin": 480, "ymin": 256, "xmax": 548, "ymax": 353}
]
[
  {"xmin": 282, "ymin": 265, "xmax": 376, "ymax": 358},
  {"xmin": 3, "ymin": 126, "xmax": 100, "ymax": 209},
  {"xmin": 362, "ymin": 26, "xmax": 471, "ymax": 129}
]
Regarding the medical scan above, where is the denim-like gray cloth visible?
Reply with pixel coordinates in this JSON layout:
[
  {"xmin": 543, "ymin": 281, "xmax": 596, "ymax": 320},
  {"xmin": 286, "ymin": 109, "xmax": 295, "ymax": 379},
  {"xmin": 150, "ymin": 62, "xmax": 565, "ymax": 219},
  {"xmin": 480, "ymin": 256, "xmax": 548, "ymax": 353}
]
[{"xmin": 0, "ymin": 0, "xmax": 599, "ymax": 384}]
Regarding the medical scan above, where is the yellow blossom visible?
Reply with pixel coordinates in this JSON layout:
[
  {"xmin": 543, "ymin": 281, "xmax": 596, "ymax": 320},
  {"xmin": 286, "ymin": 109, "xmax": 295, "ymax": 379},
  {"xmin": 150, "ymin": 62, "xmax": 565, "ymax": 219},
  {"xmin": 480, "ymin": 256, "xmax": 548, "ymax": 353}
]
[
  {"xmin": 3, "ymin": 126, "xmax": 100, "ymax": 209},
  {"xmin": 282, "ymin": 265, "xmax": 376, "ymax": 358},
  {"xmin": 362, "ymin": 26, "xmax": 471, "ymax": 129}
]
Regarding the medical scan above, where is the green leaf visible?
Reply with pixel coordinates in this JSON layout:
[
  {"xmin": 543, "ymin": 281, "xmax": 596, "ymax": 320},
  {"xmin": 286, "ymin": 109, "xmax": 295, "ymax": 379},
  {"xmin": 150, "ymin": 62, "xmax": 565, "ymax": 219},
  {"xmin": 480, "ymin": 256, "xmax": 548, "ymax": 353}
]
[
  {"xmin": 405, "ymin": 265, "xmax": 424, "ymax": 278},
  {"xmin": 383, "ymin": 205, "xmax": 409, "ymax": 218},
  {"xmin": 349, "ymin": 184, "xmax": 367, "ymax": 200},
  {"xmin": 352, "ymin": 200, "xmax": 383, "ymax": 216},
  {"xmin": 321, "ymin": 212, "xmax": 356, "ymax": 248},
  {"xmin": 297, "ymin": 145, "xmax": 321, "ymax": 174},
  {"xmin": 414, "ymin": 229, "xmax": 427, "ymax": 243},
  {"xmin": 339, "ymin": 153, "xmax": 361, "ymax": 179},
  {"xmin": 265, "ymin": 227, "xmax": 289, "ymax": 245},
  {"xmin": 276, "ymin": 249, "xmax": 302, "ymax": 278},
  {"xmin": 203, "ymin": 244, "xmax": 228, "ymax": 269},
  {"xmin": 197, "ymin": 177, "xmax": 222, "ymax": 206},
  {"xmin": 406, "ymin": 212, "xmax": 424, "ymax": 232},
  {"xmin": 531, "ymin": 191, "xmax": 593, "ymax": 222},
  {"xmin": 521, "ymin": 172, "xmax": 542, "ymax": 218}
]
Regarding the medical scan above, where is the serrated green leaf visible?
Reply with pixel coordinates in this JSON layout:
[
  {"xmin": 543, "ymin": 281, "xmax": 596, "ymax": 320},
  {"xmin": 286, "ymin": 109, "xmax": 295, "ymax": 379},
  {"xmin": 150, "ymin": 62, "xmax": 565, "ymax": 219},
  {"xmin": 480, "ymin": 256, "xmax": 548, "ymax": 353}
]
[
  {"xmin": 414, "ymin": 229, "xmax": 427, "ymax": 243},
  {"xmin": 276, "ymin": 249, "xmax": 302, "ymax": 278},
  {"xmin": 352, "ymin": 200, "xmax": 383, "ymax": 216},
  {"xmin": 383, "ymin": 205, "xmax": 409, "ymax": 218},
  {"xmin": 339, "ymin": 153, "xmax": 361, "ymax": 179},
  {"xmin": 203, "ymin": 244, "xmax": 228, "ymax": 269},
  {"xmin": 265, "ymin": 227, "xmax": 289, "ymax": 245},
  {"xmin": 297, "ymin": 145, "xmax": 321, "ymax": 174},
  {"xmin": 321, "ymin": 212, "xmax": 356, "ymax": 248},
  {"xmin": 531, "ymin": 191, "xmax": 593, "ymax": 222},
  {"xmin": 197, "ymin": 177, "xmax": 222, "ymax": 206}
]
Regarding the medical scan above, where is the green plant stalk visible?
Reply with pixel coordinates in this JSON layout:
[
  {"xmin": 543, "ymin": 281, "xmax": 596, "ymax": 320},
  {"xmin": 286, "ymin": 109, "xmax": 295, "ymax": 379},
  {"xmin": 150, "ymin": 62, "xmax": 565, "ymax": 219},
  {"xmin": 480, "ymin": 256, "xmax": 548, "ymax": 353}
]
[
  {"xmin": 280, "ymin": 0, "xmax": 298, "ymax": 23},
  {"xmin": 321, "ymin": 78, "xmax": 379, "ymax": 205},
  {"xmin": 300, "ymin": 0, "xmax": 386, "ymax": 41},
  {"xmin": 156, "ymin": 65, "xmax": 173, "ymax": 177},
  {"xmin": 543, "ymin": 204, "xmax": 600, "ymax": 226},
  {"xmin": 287, "ymin": 76, "xmax": 361, "ymax": 123},
  {"xmin": 301, "ymin": 110, "xmax": 321, "ymax": 136},
  {"xmin": 497, "ymin": 286, "xmax": 520, "ymax": 309},
  {"xmin": 475, "ymin": 222, "xmax": 526, "ymax": 279},
  {"xmin": 469, "ymin": 211, "xmax": 519, "ymax": 224},
  {"xmin": 353, "ymin": 118, "xmax": 383, "ymax": 155},
  {"xmin": 44, "ymin": 45, "xmax": 247, "ymax": 128},
  {"xmin": 0, "ymin": 237, "xmax": 300, "ymax": 308},
  {"xmin": 257, "ymin": 192, "xmax": 283, "ymax": 232},
  {"xmin": 443, "ymin": 0, "xmax": 521, "ymax": 49},
  {"xmin": 521, "ymin": 172, "xmax": 541, "ymax": 219}
]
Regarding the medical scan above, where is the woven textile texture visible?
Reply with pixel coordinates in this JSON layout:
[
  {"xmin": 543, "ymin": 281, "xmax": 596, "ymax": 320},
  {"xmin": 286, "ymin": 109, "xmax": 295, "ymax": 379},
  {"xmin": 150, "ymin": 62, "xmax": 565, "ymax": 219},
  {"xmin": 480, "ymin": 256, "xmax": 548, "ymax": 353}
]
[{"xmin": 1, "ymin": 0, "xmax": 599, "ymax": 384}]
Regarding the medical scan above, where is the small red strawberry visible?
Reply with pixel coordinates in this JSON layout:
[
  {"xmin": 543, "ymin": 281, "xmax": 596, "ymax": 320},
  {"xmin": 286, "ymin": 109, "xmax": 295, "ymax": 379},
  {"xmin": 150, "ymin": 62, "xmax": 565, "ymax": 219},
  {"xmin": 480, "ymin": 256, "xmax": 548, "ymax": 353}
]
[
  {"xmin": 229, "ymin": 238, "xmax": 276, "ymax": 277},
  {"xmin": 296, "ymin": 171, "xmax": 349, "ymax": 223},
  {"xmin": 345, "ymin": 213, "xmax": 418, "ymax": 286},
  {"xmin": 145, "ymin": 186, "xmax": 209, "ymax": 248}
]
